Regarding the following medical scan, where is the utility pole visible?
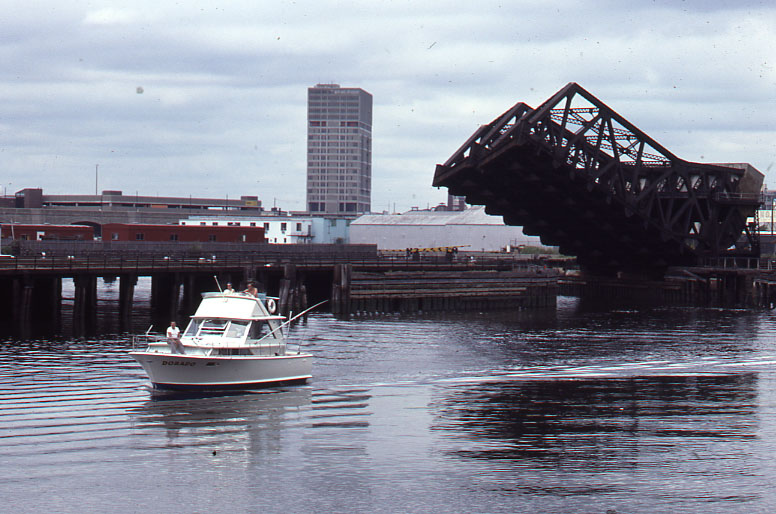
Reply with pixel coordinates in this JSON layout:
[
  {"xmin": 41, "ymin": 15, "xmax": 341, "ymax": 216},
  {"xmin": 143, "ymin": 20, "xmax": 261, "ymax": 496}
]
[{"xmin": 95, "ymin": 164, "xmax": 99, "ymax": 195}]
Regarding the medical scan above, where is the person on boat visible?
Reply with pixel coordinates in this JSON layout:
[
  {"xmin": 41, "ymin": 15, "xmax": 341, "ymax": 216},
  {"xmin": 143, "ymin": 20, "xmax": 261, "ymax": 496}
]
[
  {"xmin": 244, "ymin": 281, "xmax": 259, "ymax": 297},
  {"xmin": 223, "ymin": 282, "xmax": 234, "ymax": 294},
  {"xmin": 166, "ymin": 321, "xmax": 185, "ymax": 354}
]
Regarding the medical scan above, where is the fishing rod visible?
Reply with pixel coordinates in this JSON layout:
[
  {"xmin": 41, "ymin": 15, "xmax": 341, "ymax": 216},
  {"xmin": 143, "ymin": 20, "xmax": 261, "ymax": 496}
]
[{"xmin": 254, "ymin": 299, "xmax": 328, "ymax": 348}]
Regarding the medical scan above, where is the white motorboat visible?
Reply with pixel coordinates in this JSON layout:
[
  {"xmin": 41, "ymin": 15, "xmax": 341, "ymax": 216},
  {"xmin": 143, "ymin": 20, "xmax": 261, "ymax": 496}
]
[{"xmin": 130, "ymin": 292, "xmax": 317, "ymax": 390}]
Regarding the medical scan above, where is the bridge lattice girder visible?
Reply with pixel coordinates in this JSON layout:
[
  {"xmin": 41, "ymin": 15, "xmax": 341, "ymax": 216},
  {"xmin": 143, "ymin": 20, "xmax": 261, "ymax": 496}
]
[{"xmin": 433, "ymin": 83, "xmax": 763, "ymax": 273}]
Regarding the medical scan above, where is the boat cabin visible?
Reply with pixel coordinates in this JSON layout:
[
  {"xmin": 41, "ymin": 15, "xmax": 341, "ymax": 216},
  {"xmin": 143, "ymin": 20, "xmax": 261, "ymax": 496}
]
[{"xmin": 181, "ymin": 293, "xmax": 285, "ymax": 355}]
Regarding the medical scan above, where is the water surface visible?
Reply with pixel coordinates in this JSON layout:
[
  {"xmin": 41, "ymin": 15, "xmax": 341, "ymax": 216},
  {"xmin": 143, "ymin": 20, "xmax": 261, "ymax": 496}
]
[{"xmin": 3, "ymin": 297, "xmax": 776, "ymax": 513}]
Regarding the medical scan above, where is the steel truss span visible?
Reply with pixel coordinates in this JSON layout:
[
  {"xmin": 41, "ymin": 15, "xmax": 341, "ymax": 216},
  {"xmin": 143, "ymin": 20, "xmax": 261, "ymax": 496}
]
[{"xmin": 433, "ymin": 82, "xmax": 763, "ymax": 275}]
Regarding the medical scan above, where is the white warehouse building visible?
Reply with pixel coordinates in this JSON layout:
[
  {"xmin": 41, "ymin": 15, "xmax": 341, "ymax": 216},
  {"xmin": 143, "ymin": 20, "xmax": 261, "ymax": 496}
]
[
  {"xmin": 179, "ymin": 216, "xmax": 351, "ymax": 244},
  {"xmin": 349, "ymin": 206, "xmax": 544, "ymax": 251},
  {"xmin": 180, "ymin": 216, "xmax": 313, "ymax": 244}
]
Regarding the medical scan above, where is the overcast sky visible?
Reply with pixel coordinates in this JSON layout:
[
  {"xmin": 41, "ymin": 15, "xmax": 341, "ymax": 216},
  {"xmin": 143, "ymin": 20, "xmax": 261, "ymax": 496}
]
[{"xmin": 2, "ymin": 0, "xmax": 774, "ymax": 213}]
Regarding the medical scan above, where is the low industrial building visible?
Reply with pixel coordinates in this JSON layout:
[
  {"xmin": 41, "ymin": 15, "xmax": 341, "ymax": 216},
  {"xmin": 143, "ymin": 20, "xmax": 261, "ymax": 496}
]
[
  {"xmin": 0, "ymin": 223, "xmax": 94, "ymax": 241},
  {"xmin": 349, "ymin": 206, "xmax": 544, "ymax": 251},
  {"xmin": 0, "ymin": 188, "xmax": 277, "ymax": 231},
  {"xmin": 6, "ymin": 187, "xmax": 262, "ymax": 212},
  {"xmin": 103, "ymin": 223, "xmax": 265, "ymax": 243}
]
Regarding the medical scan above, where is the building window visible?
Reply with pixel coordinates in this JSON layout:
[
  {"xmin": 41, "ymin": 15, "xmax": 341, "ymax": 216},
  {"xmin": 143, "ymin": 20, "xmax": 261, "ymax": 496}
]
[
  {"xmin": 200, "ymin": 222, "xmax": 206, "ymax": 226},
  {"xmin": 280, "ymin": 223, "xmax": 287, "ymax": 232},
  {"xmin": 296, "ymin": 223, "xmax": 302, "ymax": 231},
  {"xmin": 250, "ymin": 222, "xmax": 256, "ymax": 227},
  {"xmin": 263, "ymin": 223, "xmax": 270, "ymax": 230},
  {"xmin": 136, "ymin": 233, "xmax": 144, "ymax": 241},
  {"xmin": 208, "ymin": 235, "xmax": 217, "ymax": 242},
  {"xmin": 111, "ymin": 233, "xmax": 119, "ymax": 240},
  {"xmin": 169, "ymin": 234, "xmax": 179, "ymax": 241}
]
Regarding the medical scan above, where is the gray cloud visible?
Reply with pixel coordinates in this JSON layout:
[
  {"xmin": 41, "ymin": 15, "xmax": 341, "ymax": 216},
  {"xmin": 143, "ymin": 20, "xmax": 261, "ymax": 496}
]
[{"xmin": 1, "ymin": 0, "xmax": 774, "ymax": 212}]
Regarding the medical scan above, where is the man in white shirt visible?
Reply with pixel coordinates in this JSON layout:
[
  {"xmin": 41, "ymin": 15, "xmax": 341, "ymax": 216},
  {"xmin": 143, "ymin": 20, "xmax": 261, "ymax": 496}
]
[{"xmin": 166, "ymin": 321, "xmax": 184, "ymax": 354}]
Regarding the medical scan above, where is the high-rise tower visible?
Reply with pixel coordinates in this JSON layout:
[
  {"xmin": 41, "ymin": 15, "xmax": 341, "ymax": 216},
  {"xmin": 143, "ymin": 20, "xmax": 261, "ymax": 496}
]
[{"xmin": 306, "ymin": 83, "xmax": 372, "ymax": 215}]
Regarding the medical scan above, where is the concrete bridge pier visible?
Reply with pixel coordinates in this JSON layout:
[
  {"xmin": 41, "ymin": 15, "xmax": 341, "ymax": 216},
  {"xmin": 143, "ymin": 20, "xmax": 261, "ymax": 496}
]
[
  {"xmin": 1, "ymin": 276, "xmax": 61, "ymax": 337},
  {"xmin": 73, "ymin": 274, "xmax": 97, "ymax": 336},
  {"xmin": 0, "ymin": 278, "xmax": 12, "ymax": 335},
  {"xmin": 36, "ymin": 276, "xmax": 62, "ymax": 336},
  {"xmin": 13, "ymin": 277, "xmax": 32, "ymax": 339},
  {"xmin": 151, "ymin": 274, "xmax": 181, "ymax": 328},
  {"xmin": 118, "ymin": 274, "xmax": 137, "ymax": 332}
]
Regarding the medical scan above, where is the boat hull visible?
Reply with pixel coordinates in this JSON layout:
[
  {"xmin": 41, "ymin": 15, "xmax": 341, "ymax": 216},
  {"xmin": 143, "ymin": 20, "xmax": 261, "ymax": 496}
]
[{"xmin": 128, "ymin": 351, "xmax": 312, "ymax": 390}]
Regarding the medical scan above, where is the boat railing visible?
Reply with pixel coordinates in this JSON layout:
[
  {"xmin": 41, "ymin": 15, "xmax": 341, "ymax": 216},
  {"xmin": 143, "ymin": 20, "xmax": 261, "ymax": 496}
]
[{"xmin": 132, "ymin": 333, "xmax": 167, "ymax": 350}]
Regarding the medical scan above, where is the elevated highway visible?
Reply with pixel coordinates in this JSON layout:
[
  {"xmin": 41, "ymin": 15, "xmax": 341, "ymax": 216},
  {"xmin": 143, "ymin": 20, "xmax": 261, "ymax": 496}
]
[{"xmin": 434, "ymin": 83, "xmax": 763, "ymax": 276}]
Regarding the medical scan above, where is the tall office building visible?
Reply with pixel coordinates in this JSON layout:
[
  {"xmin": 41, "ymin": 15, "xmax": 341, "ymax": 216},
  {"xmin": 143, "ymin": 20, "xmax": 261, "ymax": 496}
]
[{"xmin": 306, "ymin": 83, "xmax": 372, "ymax": 215}]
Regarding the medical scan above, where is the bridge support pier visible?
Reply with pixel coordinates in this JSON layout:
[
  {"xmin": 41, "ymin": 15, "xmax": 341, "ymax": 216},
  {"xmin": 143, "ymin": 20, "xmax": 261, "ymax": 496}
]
[
  {"xmin": 13, "ymin": 277, "xmax": 32, "ymax": 339},
  {"xmin": 73, "ymin": 275, "xmax": 97, "ymax": 336},
  {"xmin": 151, "ymin": 274, "xmax": 181, "ymax": 328},
  {"xmin": 37, "ymin": 276, "xmax": 62, "ymax": 336},
  {"xmin": 0, "ymin": 278, "xmax": 12, "ymax": 336},
  {"xmin": 119, "ymin": 274, "xmax": 137, "ymax": 332}
]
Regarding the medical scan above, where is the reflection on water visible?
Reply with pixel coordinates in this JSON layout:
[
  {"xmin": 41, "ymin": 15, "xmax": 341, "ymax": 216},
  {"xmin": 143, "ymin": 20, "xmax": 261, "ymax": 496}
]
[
  {"xmin": 130, "ymin": 388, "xmax": 314, "ymax": 446},
  {"xmin": 433, "ymin": 374, "xmax": 758, "ymax": 469},
  {"xmin": 3, "ymin": 301, "xmax": 776, "ymax": 512},
  {"xmin": 427, "ymin": 373, "xmax": 772, "ymax": 510}
]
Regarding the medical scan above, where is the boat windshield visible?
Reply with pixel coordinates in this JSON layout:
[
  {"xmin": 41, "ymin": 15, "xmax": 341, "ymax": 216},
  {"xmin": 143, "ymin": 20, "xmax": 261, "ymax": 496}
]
[
  {"xmin": 184, "ymin": 318, "xmax": 252, "ymax": 340},
  {"xmin": 199, "ymin": 319, "xmax": 228, "ymax": 335},
  {"xmin": 184, "ymin": 319, "xmax": 201, "ymax": 337},
  {"xmin": 225, "ymin": 321, "xmax": 249, "ymax": 339}
]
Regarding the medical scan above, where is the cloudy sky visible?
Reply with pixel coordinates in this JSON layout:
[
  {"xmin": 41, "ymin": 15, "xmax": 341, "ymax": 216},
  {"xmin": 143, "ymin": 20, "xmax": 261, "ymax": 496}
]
[{"xmin": 2, "ymin": 0, "xmax": 774, "ymax": 213}]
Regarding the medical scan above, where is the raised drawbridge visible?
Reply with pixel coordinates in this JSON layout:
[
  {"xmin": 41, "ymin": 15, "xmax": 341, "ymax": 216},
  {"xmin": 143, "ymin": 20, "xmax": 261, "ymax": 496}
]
[{"xmin": 433, "ymin": 83, "xmax": 763, "ymax": 275}]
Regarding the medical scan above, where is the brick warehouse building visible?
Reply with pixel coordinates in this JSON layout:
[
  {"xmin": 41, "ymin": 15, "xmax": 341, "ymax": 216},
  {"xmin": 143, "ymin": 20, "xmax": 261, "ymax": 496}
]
[{"xmin": 102, "ymin": 224, "xmax": 266, "ymax": 243}]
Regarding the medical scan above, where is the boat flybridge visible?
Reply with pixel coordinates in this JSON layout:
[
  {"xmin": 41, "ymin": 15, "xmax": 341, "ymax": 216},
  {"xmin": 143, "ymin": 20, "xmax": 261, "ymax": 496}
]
[{"xmin": 130, "ymin": 291, "xmax": 319, "ymax": 390}]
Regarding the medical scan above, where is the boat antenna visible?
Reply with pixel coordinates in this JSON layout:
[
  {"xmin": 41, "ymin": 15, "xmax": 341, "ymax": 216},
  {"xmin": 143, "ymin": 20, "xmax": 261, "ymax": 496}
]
[
  {"xmin": 145, "ymin": 325, "xmax": 153, "ymax": 335},
  {"xmin": 213, "ymin": 275, "xmax": 223, "ymax": 293}
]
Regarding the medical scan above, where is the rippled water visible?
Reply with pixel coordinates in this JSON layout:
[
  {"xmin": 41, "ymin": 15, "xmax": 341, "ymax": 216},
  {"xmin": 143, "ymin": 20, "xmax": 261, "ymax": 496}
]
[{"xmin": 3, "ymin": 296, "xmax": 776, "ymax": 513}]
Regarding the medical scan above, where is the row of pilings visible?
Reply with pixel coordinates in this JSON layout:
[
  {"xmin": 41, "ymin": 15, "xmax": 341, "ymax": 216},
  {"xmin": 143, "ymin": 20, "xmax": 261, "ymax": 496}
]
[
  {"xmin": 558, "ymin": 267, "xmax": 776, "ymax": 309},
  {"xmin": 0, "ymin": 268, "xmax": 294, "ymax": 339},
  {"xmin": 6, "ymin": 262, "xmax": 776, "ymax": 338},
  {"xmin": 329, "ymin": 266, "xmax": 559, "ymax": 315},
  {"xmin": 0, "ymin": 263, "xmax": 561, "ymax": 338}
]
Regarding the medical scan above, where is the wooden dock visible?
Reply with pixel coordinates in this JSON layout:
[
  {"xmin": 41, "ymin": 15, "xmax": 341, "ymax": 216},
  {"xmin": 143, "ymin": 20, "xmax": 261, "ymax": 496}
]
[
  {"xmin": 0, "ymin": 248, "xmax": 561, "ymax": 338},
  {"xmin": 338, "ymin": 269, "xmax": 557, "ymax": 314}
]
